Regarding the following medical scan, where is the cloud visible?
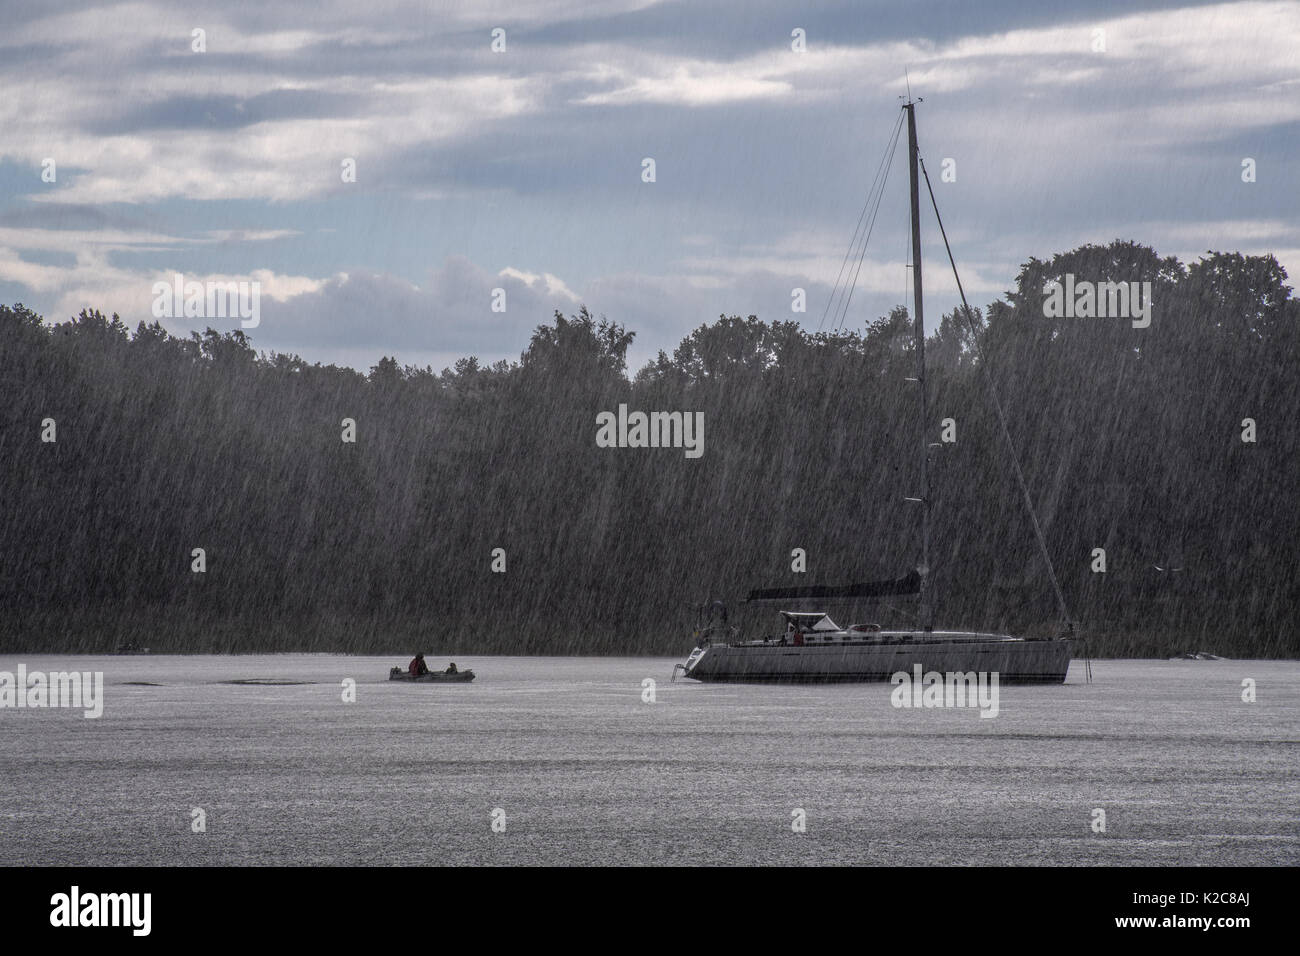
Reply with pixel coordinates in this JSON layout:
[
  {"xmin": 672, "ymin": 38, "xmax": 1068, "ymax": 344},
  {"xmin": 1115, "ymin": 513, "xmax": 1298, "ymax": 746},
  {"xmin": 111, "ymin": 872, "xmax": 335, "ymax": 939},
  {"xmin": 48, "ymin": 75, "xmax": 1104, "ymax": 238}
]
[
  {"xmin": 1, "ymin": 0, "xmax": 1297, "ymax": 370},
  {"xmin": 250, "ymin": 253, "xmax": 941, "ymax": 373},
  {"xmin": 250, "ymin": 256, "xmax": 583, "ymax": 358},
  {"xmin": 7, "ymin": 1, "xmax": 1294, "ymax": 206}
]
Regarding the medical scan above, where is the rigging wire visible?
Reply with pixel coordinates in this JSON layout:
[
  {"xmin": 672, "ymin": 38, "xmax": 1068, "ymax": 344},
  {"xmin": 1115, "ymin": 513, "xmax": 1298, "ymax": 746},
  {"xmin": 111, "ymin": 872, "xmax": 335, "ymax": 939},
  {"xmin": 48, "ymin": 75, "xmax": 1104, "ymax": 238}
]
[
  {"xmin": 835, "ymin": 121, "xmax": 901, "ymax": 333},
  {"xmin": 820, "ymin": 118, "xmax": 896, "ymax": 333},
  {"xmin": 819, "ymin": 110, "xmax": 905, "ymax": 333},
  {"xmin": 819, "ymin": 110, "xmax": 901, "ymax": 330},
  {"xmin": 916, "ymin": 154, "xmax": 1074, "ymax": 633}
]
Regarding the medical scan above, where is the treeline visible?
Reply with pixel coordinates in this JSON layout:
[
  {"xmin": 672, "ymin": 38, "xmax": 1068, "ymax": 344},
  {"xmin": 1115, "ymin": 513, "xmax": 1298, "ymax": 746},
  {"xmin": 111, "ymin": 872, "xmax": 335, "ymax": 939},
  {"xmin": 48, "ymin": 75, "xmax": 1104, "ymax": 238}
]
[{"xmin": 2, "ymin": 240, "xmax": 1297, "ymax": 658}]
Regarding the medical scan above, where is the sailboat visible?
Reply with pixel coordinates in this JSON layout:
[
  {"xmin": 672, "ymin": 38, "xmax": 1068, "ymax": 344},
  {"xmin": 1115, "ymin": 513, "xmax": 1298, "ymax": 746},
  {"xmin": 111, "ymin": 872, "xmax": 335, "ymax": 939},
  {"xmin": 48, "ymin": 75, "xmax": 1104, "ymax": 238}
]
[{"xmin": 675, "ymin": 99, "xmax": 1075, "ymax": 684}]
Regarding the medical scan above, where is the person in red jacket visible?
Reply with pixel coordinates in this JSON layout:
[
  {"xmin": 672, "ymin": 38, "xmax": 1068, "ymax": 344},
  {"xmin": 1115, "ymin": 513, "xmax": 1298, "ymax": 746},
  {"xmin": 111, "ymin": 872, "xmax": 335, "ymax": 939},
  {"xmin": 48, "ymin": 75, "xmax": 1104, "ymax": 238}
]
[{"xmin": 408, "ymin": 653, "xmax": 429, "ymax": 677}]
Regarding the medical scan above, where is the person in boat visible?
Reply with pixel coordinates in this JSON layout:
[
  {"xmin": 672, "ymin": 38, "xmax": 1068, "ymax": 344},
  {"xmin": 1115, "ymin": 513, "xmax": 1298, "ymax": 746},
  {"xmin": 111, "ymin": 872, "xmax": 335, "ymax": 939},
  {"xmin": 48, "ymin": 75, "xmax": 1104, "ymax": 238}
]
[
  {"xmin": 408, "ymin": 653, "xmax": 430, "ymax": 677},
  {"xmin": 445, "ymin": 662, "xmax": 458, "ymax": 675},
  {"xmin": 783, "ymin": 621, "xmax": 799, "ymax": 646}
]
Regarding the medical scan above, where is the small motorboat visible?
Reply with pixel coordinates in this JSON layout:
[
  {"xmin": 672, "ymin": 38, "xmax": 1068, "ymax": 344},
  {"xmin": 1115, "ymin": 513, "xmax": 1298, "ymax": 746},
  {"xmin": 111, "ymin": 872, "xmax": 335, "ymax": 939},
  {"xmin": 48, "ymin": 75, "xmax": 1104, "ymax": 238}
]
[{"xmin": 388, "ymin": 667, "xmax": 475, "ymax": 683}]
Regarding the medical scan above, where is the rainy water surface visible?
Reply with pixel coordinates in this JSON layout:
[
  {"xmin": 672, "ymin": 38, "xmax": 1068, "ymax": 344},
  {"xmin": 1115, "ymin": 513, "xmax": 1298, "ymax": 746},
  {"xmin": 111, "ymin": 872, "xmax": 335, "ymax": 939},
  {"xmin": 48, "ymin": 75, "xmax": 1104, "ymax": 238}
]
[{"xmin": 2, "ymin": 655, "xmax": 1296, "ymax": 866}]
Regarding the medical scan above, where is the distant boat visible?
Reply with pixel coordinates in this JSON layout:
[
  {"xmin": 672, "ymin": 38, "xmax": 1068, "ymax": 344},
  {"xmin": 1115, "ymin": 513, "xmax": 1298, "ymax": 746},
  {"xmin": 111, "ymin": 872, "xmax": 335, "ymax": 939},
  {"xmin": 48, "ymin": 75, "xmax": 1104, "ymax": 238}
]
[
  {"xmin": 676, "ymin": 99, "xmax": 1074, "ymax": 685},
  {"xmin": 388, "ymin": 667, "xmax": 475, "ymax": 683},
  {"xmin": 112, "ymin": 644, "xmax": 150, "ymax": 655}
]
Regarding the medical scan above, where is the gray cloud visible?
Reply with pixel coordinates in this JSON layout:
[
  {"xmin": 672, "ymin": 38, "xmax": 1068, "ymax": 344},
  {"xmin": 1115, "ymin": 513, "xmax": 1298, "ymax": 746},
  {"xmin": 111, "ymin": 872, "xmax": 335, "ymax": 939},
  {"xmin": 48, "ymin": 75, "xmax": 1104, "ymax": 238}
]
[
  {"xmin": 2, "ymin": 0, "xmax": 1296, "ymax": 371},
  {"xmin": 86, "ymin": 89, "xmax": 371, "ymax": 135},
  {"xmin": 244, "ymin": 253, "xmax": 911, "ymax": 374},
  {"xmin": 251, "ymin": 256, "xmax": 574, "ymax": 358}
]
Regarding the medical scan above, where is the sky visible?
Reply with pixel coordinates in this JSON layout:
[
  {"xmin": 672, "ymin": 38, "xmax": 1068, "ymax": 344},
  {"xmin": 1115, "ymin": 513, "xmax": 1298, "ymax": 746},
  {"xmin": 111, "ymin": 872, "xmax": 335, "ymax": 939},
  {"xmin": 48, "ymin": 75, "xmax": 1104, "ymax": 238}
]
[{"xmin": 1, "ymin": 0, "xmax": 1296, "ymax": 373}]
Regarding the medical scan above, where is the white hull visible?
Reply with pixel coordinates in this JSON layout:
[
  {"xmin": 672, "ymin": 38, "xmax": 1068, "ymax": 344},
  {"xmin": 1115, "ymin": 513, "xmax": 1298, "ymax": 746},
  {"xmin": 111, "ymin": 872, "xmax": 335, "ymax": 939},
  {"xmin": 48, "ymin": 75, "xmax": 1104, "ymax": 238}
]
[{"xmin": 681, "ymin": 632, "xmax": 1073, "ymax": 684}]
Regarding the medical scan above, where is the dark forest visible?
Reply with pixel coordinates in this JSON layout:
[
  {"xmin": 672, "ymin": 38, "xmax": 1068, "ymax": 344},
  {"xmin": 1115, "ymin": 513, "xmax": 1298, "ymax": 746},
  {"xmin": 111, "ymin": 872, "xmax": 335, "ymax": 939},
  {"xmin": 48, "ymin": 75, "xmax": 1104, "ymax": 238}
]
[{"xmin": 2, "ymin": 240, "xmax": 1296, "ymax": 658}]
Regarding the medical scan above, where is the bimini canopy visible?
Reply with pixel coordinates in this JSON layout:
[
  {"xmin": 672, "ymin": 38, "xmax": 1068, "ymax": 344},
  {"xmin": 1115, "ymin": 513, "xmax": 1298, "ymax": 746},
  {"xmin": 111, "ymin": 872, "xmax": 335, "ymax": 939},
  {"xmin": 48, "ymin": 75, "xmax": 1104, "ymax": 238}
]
[{"xmin": 780, "ymin": 612, "xmax": 840, "ymax": 632}]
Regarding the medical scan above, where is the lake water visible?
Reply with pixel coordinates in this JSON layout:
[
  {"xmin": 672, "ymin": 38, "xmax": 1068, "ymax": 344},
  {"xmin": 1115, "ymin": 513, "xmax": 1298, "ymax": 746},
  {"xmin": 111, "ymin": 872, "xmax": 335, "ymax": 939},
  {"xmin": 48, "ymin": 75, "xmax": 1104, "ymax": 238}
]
[{"xmin": 1, "ymin": 655, "xmax": 1296, "ymax": 866}]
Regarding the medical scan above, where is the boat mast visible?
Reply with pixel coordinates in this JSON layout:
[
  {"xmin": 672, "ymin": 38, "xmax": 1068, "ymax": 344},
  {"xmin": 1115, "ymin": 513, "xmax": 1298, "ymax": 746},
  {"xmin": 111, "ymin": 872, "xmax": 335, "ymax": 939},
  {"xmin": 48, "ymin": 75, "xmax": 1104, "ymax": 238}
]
[{"xmin": 904, "ymin": 99, "xmax": 932, "ymax": 631}]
